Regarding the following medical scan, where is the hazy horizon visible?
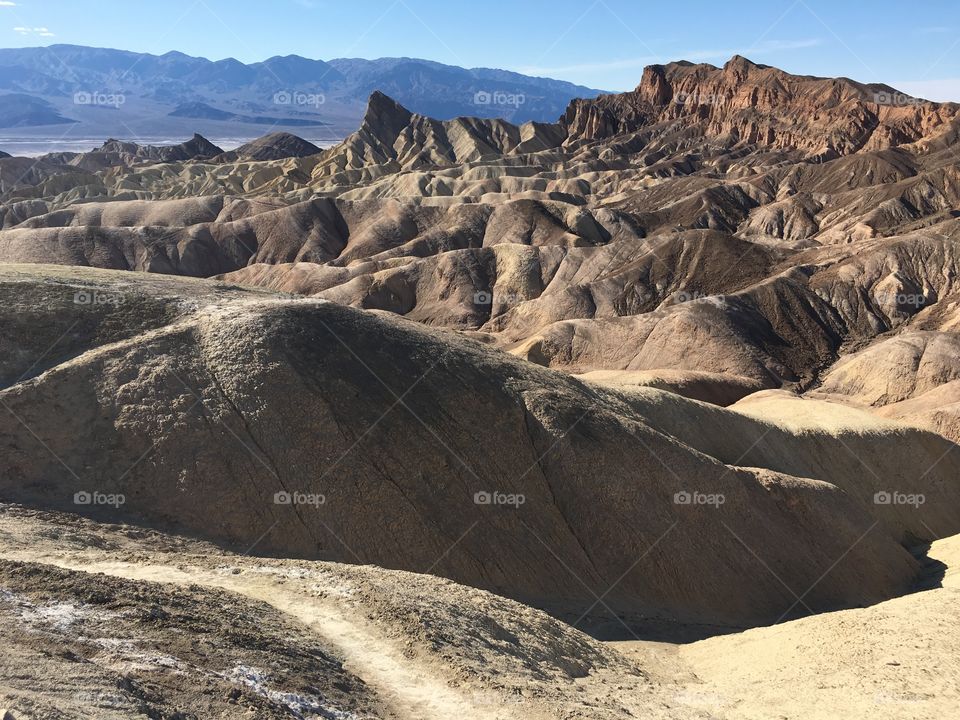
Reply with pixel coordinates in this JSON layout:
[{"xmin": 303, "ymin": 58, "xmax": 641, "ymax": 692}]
[{"xmin": 0, "ymin": 0, "xmax": 958, "ymax": 100}]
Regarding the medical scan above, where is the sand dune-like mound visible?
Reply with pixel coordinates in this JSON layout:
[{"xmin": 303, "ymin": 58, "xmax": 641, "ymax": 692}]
[
  {"xmin": 680, "ymin": 532, "xmax": 960, "ymax": 719},
  {"xmin": 216, "ymin": 132, "xmax": 322, "ymax": 162},
  {"xmin": 596, "ymin": 387, "xmax": 960, "ymax": 542},
  {"xmin": 809, "ymin": 330, "xmax": 960, "ymax": 443},
  {"xmin": 872, "ymin": 380, "xmax": 960, "ymax": 444},
  {"xmin": 0, "ymin": 265, "xmax": 942, "ymax": 627},
  {"xmin": 574, "ymin": 369, "xmax": 765, "ymax": 406},
  {"xmin": 818, "ymin": 331, "xmax": 960, "ymax": 405}
]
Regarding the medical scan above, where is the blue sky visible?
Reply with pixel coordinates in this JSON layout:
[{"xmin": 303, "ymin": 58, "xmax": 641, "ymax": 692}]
[{"xmin": 3, "ymin": 0, "xmax": 960, "ymax": 99}]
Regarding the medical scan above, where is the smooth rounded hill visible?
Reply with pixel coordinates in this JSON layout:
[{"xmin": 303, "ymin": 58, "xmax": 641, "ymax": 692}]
[
  {"xmin": 218, "ymin": 132, "xmax": 322, "ymax": 161},
  {"xmin": 2, "ymin": 265, "xmax": 958, "ymax": 628}
]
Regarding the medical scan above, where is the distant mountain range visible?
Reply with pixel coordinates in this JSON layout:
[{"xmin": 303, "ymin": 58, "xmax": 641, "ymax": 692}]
[{"xmin": 0, "ymin": 44, "xmax": 607, "ymax": 141}]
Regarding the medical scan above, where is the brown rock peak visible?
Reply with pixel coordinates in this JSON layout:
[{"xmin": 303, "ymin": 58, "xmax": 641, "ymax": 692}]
[
  {"xmin": 363, "ymin": 91, "xmax": 413, "ymax": 130},
  {"xmin": 565, "ymin": 56, "xmax": 960, "ymax": 155},
  {"xmin": 637, "ymin": 63, "xmax": 672, "ymax": 104},
  {"xmin": 723, "ymin": 54, "xmax": 766, "ymax": 73}
]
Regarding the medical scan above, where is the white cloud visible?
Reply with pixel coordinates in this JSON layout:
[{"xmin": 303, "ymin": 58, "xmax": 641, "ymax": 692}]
[
  {"xmin": 894, "ymin": 78, "xmax": 960, "ymax": 103},
  {"xmin": 678, "ymin": 38, "xmax": 823, "ymax": 63},
  {"xmin": 516, "ymin": 39, "xmax": 822, "ymax": 78},
  {"xmin": 14, "ymin": 26, "xmax": 55, "ymax": 37},
  {"xmin": 515, "ymin": 56, "xmax": 659, "ymax": 77},
  {"xmin": 0, "ymin": 2, "xmax": 17, "ymax": 6}
]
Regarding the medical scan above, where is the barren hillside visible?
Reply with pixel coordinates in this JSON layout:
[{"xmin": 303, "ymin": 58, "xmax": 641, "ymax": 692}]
[{"xmin": 0, "ymin": 53, "xmax": 958, "ymax": 719}]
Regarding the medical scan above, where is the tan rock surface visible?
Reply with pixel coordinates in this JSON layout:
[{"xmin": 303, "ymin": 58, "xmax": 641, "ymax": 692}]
[{"xmin": 0, "ymin": 265, "xmax": 945, "ymax": 627}]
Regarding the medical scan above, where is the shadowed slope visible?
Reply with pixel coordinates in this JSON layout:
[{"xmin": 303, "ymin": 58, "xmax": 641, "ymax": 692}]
[{"xmin": 2, "ymin": 265, "xmax": 956, "ymax": 627}]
